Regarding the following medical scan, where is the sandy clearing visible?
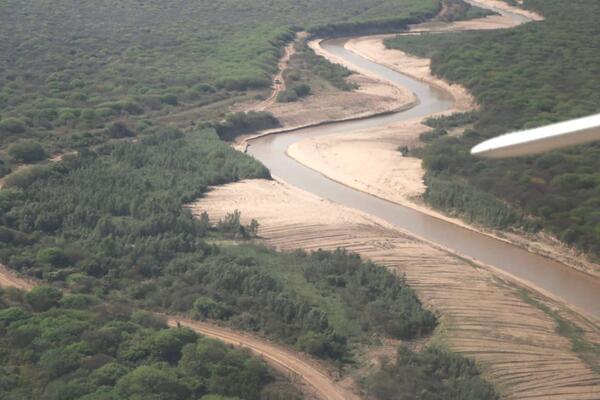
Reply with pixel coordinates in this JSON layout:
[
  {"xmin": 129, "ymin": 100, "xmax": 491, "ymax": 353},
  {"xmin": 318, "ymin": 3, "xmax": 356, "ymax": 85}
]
[
  {"xmin": 167, "ymin": 317, "xmax": 359, "ymax": 400},
  {"xmin": 0, "ymin": 264, "xmax": 34, "ymax": 290},
  {"xmin": 191, "ymin": 179, "xmax": 600, "ymax": 399}
]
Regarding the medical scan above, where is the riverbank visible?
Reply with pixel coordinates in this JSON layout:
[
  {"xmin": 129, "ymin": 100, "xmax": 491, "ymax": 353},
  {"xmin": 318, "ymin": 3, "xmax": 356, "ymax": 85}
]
[
  {"xmin": 191, "ymin": 179, "xmax": 600, "ymax": 399},
  {"xmin": 285, "ymin": 11, "xmax": 599, "ymax": 279}
]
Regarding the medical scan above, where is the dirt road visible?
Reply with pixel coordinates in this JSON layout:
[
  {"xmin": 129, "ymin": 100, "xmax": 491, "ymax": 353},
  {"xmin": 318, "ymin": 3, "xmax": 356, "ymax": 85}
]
[
  {"xmin": 252, "ymin": 40, "xmax": 296, "ymax": 112},
  {"xmin": 167, "ymin": 317, "xmax": 360, "ymax": 400},
  {"xmin": 0, "ymin": 265, "xmax": 357, "ymax": 400}
]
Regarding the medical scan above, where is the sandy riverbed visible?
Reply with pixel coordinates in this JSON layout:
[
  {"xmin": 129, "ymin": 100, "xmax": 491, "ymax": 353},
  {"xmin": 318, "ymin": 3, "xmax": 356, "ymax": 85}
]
[
  {"xmin": 286, "ymin": 12, "xmax": 599, "ymax": 278},
  {"xmin": 267, "ymin": 74, "xmax": 412, "ymax": 128},
  {"xmin": 191, "ymin": 179, "xmax": 600, "ymax": 400}
]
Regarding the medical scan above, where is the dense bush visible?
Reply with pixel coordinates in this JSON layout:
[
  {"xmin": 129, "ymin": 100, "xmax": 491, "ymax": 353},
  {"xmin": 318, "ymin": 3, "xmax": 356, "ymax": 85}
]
[
  {"xmin": 0, "ymin": 127, "xmax": 435, "ymax": 360},
  {"xmin": 7, "ymin": 140, "xmax": 47, "ymax": 163},
  {"xmin": 24, "ymin": 285, "xmax": 63, "ymax": 312},
  {"xmin": 0, "ymin": 288, "xmax": 298, "ymax": 400},
  {"xmin": 0, "ymin": 118, "xmax": 26, "ymax": 135},
  {"xmin": 423, "ymin": 112, "xmax": 478, "ymax": 129},
  {"xmin": 387, "ymin": 0, "xmax": 600, "ymax": 256},
  {"xmin": 439, "ymin": 0, "xmax": 495, "ymax": 22},
  {"xmin": 419, "ymin": 128, "xmax": 448, "ymax": 142},
  {"xmin": 309, "ymin": 0, "xmax": 440, "ymax": 37},
  {"xmin": 277, "ymin": 84, "xmax": 312, "ymax": 102},
  {"xmin": 285, "ymin": 42, "xmax": 357, "ymax": 92},
  {"xmin": 0, "ymin": 0, "xmax": 440, "ymax": 156},
  {"xmin": 364, "ymin": 345, "xmax": 499, "ymax": 400},
  {"xmin": 214, "ymin": 111, "xmax": 281, "ymax": 141},
  {"xmin": 105, "ymin": 121, "xmax": 134, "ymax": 139}
]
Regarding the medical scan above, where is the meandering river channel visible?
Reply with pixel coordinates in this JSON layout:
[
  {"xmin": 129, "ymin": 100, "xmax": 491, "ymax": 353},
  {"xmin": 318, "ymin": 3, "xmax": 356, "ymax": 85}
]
[{"xmin": 247, "ymin": 12, "xmax": 600, "ymax": 318}]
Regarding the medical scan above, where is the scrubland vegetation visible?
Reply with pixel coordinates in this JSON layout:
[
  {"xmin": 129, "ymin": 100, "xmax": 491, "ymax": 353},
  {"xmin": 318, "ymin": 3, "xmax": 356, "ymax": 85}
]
[
  {"xmin": 0, "ymin": 0, "xmax": 441, "ymax": 172},
  {"xmin": 387, "ymin": 0, "xmax": 600, "ymax": 257},
  {"xmin": 439, "ymin": 0, "xmax": 495, "ymax": 22},
  {"xmin": 284, "ymin": 41, "xmax": 359, "ymax": 95},
  {"xmin": 363, "ymin": 345, "xmax": 498, "ymax": 400},
  {"xmin": 0, "ymin": 286, "xmax": 300, "ymax": 400},
  {"xmin": 213, "ymin": 112, "xmax": 281, "ymax": 141},
  {"xmin": 0, "ymin": 128, "xmax": 435, "ymax": 361},
  {"xmin": 0, "ymin": 0, "xmax": 513, "ymax": 395}
]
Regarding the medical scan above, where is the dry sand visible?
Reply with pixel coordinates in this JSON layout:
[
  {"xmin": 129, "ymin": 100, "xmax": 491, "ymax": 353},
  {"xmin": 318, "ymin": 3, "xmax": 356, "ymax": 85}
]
[
  {"xmin": 267, "ymin": 74, "xmax": 412, "ymax": 129},
  {"xmin": 0, "ymin": 264, "xmax": 34, "ymax": 290},
  {"xmin": 191, "ymin": 179, "xmax": 600, "ymax": 400}
]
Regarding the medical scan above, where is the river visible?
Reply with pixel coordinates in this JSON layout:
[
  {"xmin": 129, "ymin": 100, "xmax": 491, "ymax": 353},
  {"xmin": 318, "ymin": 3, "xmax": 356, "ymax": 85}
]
[{"xmin": 247, "ymin": 15, "xmax": 600, "ymax": 319}]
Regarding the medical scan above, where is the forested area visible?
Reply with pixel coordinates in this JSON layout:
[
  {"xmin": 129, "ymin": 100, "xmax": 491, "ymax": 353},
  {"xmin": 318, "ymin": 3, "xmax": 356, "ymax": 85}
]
[
  {"xmin": 386, "ymin": 0, "xmax": 600, "ymax": 257},
  {"xmin": 0, "ymin": 128, "xmax": 435, "ymax": 361},
  {"xmin": 277, "ymin": 40, "xmax": 358, "ymax": 105},
  {"xmin": 363, "ymin": 345, "xmax": 498, "ymax": 400},
  {"xmin": 0, "ymin": 286, "xmax": 299, "ymax": 400},
  {"xmin": 0, "ymin": 0, "xmax": 442, "ymax": 176},
  {"xmin": 0, "ymin": 0, "xmax": 504, "ymax": 395}
]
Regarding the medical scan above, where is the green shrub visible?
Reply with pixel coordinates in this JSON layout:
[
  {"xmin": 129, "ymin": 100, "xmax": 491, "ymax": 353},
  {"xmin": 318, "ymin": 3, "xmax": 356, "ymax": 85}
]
[
  {"xmin": 3, "ymin": 165, "xmax": 51, "ymax": 188},
  {"xmin": 59, "ymin": 294, "xmax": 100, "ymax": 309},
  {"xmin": 25, "ymin": 285, "xmax": 63, "ymax": 311},
  {"xmin": 364, "ymin": 345, "xmax": 499, "ymax": 400},
  {"xmin": 106, "ymin": 121, "xmax": 134, "ymax": 138},
  {"xmin": 276, "ymin": 83, "xmax": 311, "ymax": 103},
  {"xmin": 0, "ymin": 117, "xmax": 26, "ymax": 134},
  {"xmin": 36, "ymin": 247, "xmax": 70, "ymax": 267},
  {"xmin": 419, "ymin": 128, "xmax": 448, "ymax": 142},
  {"xmin": 7, "ymin": 140, "xmax": 47, "ymax": 163},
  {"xmin": 214, "ymin": 112, "xmax": 280, "ymax": 141},
  {"xmin": 160, "ymin": 94, "xmax": 178, "ymax": 106}
]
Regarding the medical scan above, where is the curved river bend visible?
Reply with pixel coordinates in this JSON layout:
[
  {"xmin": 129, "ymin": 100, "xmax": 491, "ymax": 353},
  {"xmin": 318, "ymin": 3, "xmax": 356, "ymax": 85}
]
[{"xmin": 247, "ymin": 39, "xmax": 600, "ymax": 318}]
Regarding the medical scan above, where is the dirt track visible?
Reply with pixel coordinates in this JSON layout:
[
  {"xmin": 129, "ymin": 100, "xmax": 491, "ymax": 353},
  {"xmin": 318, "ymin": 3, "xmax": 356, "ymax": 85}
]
[
  {"xmin": 0, "ymin": 264, "xmax": 355, "ymax": 400},
  {"xmin": 167, "ymin": 317, "xmax": 360, "ymax": 400},
  {"xmin": 252, "ymin": 40, "xmax": 296, "ymax": 112}
]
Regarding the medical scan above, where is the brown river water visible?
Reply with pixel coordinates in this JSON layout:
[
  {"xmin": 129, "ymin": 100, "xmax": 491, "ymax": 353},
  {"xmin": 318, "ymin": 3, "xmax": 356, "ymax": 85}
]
[{"xmin": 247, "ymin": 35, "xmax": 600, "ymax": 318}]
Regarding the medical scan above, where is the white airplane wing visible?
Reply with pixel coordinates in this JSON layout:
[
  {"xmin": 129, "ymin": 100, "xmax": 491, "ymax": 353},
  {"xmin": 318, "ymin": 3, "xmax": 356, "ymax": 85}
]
[{"xmin": 471, "ymin": 113, "xmax": 600, "ymax": 158}]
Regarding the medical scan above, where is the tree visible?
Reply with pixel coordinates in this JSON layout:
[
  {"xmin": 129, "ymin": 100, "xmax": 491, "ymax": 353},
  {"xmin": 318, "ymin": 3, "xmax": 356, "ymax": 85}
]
[
  {"xmin": 25, "ymin": 285, "xmax": 62, "ymax": 312},
  {"xmin": 150, "ymin": 330, "xmax": 184, "ymax": 364},
  {"xmin": 116, "ymin": 366, "xmax": 191, "ymax": 400},
  {"xmin": 36, "ymin": 247, "xmax": 70, "ymax": 267},
  {"xmin": 0, "ymin": 117, "xmax": 26, "ymax": 134},
  {"xmin": 90, "ymin": 363, "xmax": 130, "ymax": 386},
  {"xmin": 106, "ymin": 121, "xmax": 133, "ymax": 138},
  {"xmin": 7, "ymin": 140, "xmax": 47, "ymax": 163}
]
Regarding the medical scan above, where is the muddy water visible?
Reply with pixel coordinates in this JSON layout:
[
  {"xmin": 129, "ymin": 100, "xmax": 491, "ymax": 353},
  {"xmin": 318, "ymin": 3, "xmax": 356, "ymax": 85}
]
[{"xmin": 247, "ymin": 41, "xmax": 600, "ymax": 318}]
